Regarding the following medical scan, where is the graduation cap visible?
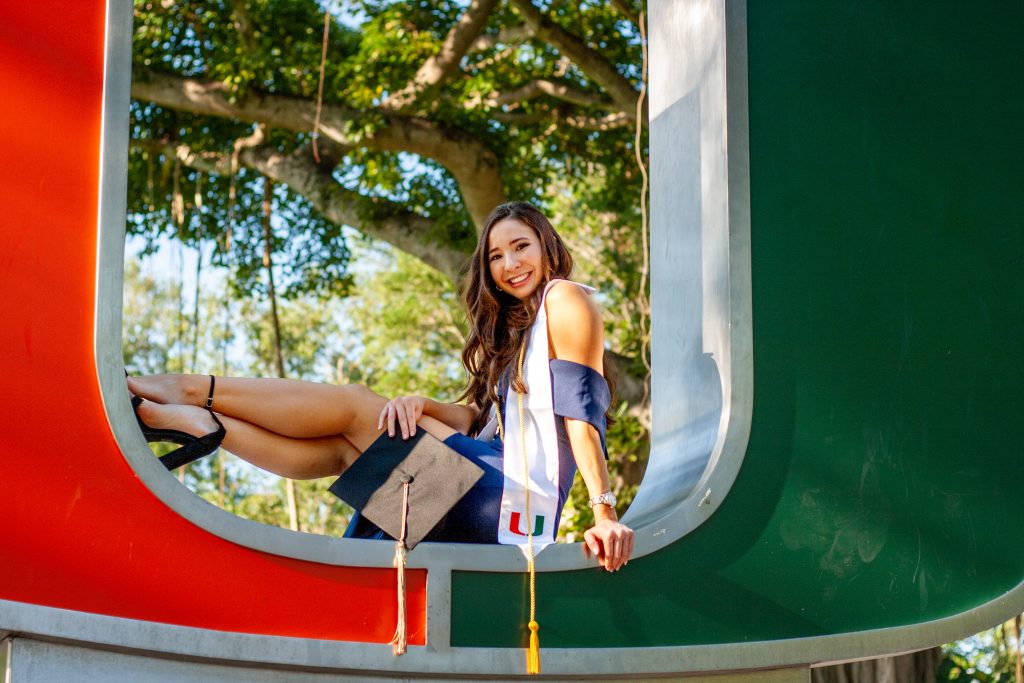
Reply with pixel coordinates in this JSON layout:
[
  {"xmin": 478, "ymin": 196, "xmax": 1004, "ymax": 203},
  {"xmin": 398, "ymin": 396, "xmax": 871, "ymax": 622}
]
[
  {"xmin": 329, "ymin": 427, "xmax": 483, "ymax": 550},
  {"xmin": 328, "ymin": 427, "xmax": 484, "ymax": 656}
]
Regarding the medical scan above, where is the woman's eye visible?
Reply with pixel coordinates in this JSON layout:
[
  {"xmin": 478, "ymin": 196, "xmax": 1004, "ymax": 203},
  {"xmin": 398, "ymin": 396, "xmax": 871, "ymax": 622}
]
[{"xmin": 490, "ymin": 254, "xmax": 501, "ymax": 261}]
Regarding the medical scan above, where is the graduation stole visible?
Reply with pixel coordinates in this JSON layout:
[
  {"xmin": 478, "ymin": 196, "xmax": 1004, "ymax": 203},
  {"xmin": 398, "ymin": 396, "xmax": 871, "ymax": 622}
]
[
  {"xmin": 493, "ymin": 280, "xmax": 594, "ymax": 675},
  {"xmin": 496, "ymin": 280, "xmax": 594, "ymax": 550}
]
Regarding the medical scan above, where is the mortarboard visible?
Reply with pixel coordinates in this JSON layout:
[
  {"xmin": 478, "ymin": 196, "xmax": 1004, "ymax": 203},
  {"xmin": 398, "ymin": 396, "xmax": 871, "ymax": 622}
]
[
  {"xmin": 328, "ymin": 427, "xmax": 484, "ymax": 550},
  {"xmin": 328, "ymin": 427, "xmax": 484, "ymax": 656}
]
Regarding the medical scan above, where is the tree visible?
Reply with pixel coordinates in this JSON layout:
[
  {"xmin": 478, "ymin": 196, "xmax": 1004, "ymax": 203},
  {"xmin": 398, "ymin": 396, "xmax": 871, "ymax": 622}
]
[
  {"xmin": 812, "ymin": 615, "xmax": 1024, "ymax": 683},
  {"xmin": 125, "ymin": 245, "xmax": 358, "ymax": 533},
  {"xmin": 811, "ymin": 648, "xmax": 942, "ymax": 683},
  {"xmin": 127, "ymin": 0, "xmax": 649, "ymax": 403},
  {"xmin": 939, "ymin": 616, "xmax": 1024, "ymax": 683},
  {"xmin": 127, "ymin": 0, "xmax": 652, "ymax": 506}
]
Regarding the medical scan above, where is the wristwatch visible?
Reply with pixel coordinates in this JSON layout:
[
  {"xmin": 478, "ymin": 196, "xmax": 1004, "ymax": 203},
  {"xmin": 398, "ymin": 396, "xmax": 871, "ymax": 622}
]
[{"xmin": 588, "ymin": 491, "xmax": 617, "ymax": 508}]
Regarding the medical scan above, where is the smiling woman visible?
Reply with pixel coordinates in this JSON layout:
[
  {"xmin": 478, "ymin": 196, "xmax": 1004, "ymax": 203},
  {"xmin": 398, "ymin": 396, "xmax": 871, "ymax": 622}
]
[
  {"xmin": 128, "ymin": 201, "xmax": 634, "ymax": 571},
  {"xmin": 124, "ymin": 0, "xmax": 653, "ymax": 544}
]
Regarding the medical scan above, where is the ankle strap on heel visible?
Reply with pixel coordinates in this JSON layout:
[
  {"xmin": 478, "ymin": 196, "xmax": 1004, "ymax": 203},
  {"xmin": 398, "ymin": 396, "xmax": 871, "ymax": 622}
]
[{"xmin": 205, "ymin": 375, "xmax": 216, "ymax": 410}]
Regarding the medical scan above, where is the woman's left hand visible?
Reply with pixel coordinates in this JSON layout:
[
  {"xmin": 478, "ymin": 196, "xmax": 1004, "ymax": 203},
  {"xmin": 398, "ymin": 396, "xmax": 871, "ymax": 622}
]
[
  {"xmin": 378, "ymin": 395, "xmax": 427, "ymax": 440},
  {"xmin": 583, "ymin": 518, "xmax": 634, "ymax": 572}
]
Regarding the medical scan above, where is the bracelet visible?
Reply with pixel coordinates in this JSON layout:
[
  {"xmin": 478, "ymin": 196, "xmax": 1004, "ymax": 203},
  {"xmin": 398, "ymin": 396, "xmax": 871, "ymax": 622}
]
[{"xmin": 588, "ymin": 491, "xmax": 617, "ymax": 508}]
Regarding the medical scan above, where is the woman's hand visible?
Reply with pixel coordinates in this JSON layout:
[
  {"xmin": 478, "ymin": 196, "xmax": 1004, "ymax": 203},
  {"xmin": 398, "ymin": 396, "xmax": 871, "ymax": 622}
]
[
  {"xmin": 378, "ymin": 396, "xmax": 427, "ymax": 440},
  {"xmin": 583, "ymin": 518, "xmax": 635, "ymax": 572}
]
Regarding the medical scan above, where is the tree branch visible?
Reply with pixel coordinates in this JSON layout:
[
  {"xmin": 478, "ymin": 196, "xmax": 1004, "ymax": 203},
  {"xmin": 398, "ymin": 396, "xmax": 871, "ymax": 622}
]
[
  {"xmin": 562, "ymin": 110, "xmax": 631, "ymax": 130},
  {"xmin": 229, "ymin": 0, "xmax": 257, "ymax": 53},
  {"xmin": 609, "ymin": 0, "xmax": 640, "ymax": 22},
  {"xmin": 486, "ymin": 103, "xmax": 629, "ymax": 131},
  {"xmin": 508, "ymin": 0, "xmax": 642, "ymax": 120},
  {"xmin": 382, "ymin": 0, "xmax": 500, "ymax": 111},
  {"xmin": 605, "ymin": 349, "xmax": 644, "ymax": 408},
  {"xmin": 131, "ymin": 69, "xmax": 507, "ymax": 231},
  {"xmin": 132, "ymin": 140, "xmax": 648, "ymax": 411},
  {"xmin": 245, "ymin": 146, "xmax": 472, "ymax": 280},
  {"xmin": 474, "ymin": 78, "xmax": 606, "ymax": 108},
  {"xmin": 490, "ymin": 110, "xmax": 551, "ymax": 125},
  {"xmin": 468, "ymin": 24, "xmax": 533, "ymax": 52},
  {"xmin": 132, "ymin": 138, "xmax": 471, "ymax": 281}
]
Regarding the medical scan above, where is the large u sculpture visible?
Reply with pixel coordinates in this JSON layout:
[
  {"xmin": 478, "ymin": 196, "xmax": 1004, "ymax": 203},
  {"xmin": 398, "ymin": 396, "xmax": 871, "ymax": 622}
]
[{"xmin": 1, "ymin": 0, "xmax": 1021, "ymax": 679}]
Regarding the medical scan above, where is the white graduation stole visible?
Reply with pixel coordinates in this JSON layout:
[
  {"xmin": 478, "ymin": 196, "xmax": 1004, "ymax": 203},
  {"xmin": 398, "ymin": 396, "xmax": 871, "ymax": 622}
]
[{"xmin": 497, "ymin": 280, "xmax": 594, "ymax": 551}]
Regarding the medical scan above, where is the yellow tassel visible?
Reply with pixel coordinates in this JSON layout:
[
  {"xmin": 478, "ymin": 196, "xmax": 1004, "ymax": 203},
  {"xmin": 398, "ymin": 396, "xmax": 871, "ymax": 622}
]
[
  {"xmin": 389, "ymin": 541, "xmax": 407, "ymax": 656},
  {"xmin": 389, "ymin": 480, "xmax": 411, "ymax": 656},
  {"xmin": 526, "ymin": 620, "xmax": 541, "ymax": 675}
]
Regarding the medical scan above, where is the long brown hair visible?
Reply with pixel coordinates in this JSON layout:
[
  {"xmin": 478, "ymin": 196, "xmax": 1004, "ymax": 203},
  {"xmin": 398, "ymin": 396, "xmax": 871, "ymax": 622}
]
[{"xmin": 460, "ymin": 201, "xmax": 574, "ymax": 436}]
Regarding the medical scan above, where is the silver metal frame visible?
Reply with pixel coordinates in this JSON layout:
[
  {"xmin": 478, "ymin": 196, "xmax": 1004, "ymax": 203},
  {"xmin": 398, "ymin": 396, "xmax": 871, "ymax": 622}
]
[
  {"xmin": 3, "ymin": 582, "xmax": 1024, "ymax": 677},
  {"xmin": 1, "ymin": 638, "xmax": 10, "ymax": 683},
  {"xmin": 54, "ymin": 0, "xmax": 1023, "ymax": 677},
  {"xmin": 94, "ymin": 0, "xmax": 750, "ymax": 575}
]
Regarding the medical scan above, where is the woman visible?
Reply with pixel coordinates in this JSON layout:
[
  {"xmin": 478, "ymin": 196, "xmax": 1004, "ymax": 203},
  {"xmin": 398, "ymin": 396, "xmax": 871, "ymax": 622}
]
[{"xmin": 129, "ymin": 201, "xmax": 634, "ymax": 571}]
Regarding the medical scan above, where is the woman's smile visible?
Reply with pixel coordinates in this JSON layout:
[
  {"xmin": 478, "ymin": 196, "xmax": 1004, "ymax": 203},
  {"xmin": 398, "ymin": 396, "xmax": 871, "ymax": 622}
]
[{"xmin": 507, "ymin": 271, "xmax": 533, "ymax": 288}]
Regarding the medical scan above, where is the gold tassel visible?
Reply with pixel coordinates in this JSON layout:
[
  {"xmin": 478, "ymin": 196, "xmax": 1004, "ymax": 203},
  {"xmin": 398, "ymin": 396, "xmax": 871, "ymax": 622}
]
[
  {"xmin": 389, "ymin": 542, "xmax": 407, "ymax": 655},
  {"xmin": 504, "ymin": 344, "xmax": 543, "ymax": 676},
  {"xmin": 389, "ymin": 479, "xmax": 411, "ymax": 656},
  {"xmin": 526, "ymin": 619, "xmax": 541, "ymax": 674}
]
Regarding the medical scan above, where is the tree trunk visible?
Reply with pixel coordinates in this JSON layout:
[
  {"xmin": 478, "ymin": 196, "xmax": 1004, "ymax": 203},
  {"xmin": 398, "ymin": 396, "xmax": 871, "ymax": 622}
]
[
  {"xmin": 262, "ymin": 178, "xmax": 300, "ymax": 533},
  {"xmin": 1016, "ymin": 614, "xmax": 1023, "ymax": 683},
  {"xmin": 811, "ymin": 648, "xmax": 942, "ymax": 683},
  {"xmin": 190, "ymin": 242, "xmax": 202, "ymax": 373}
]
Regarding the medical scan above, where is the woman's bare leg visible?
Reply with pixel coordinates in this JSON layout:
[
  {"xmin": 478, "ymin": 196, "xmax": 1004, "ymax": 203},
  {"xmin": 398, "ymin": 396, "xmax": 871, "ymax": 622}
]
[
  {"xmin": 222, "ymin": 417, "xmax": 361, "ymax": 478},
  {"xmin": 129, "ymin": 374, "xmax": 389, "ymax": 451},
  {"xmin": 131, "ymin": 376, "xmax": 460, "ymax": 474},
  {"xmin": 136, "ymin": 401, "xmax": 360, "ymax": 478}
]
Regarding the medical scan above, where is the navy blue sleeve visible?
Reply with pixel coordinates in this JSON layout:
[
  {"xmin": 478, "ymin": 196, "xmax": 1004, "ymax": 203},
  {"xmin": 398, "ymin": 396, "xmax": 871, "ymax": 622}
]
[{"xmin": 550, "ymin": 359, "xmax": 611, "ymax": 459}]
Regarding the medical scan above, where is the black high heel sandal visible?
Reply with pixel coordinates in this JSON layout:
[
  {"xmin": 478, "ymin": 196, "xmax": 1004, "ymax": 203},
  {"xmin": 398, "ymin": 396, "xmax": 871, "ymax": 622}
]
[{"xmin": 131, "ymin": 375, "xmax": 226, "ymax": 471}]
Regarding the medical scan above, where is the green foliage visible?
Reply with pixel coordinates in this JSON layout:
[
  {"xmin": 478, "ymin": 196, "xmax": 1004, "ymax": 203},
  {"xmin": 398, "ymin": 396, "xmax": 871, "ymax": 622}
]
[
  {"xmin": 546, "ymin": 174, "xmax": 647, "ymax": 371},
  {"xmin": 339, "ymin": 247, "xmax": 468, "ymax": 401},
  {"xmin": 941, "ymin": 618, "xmax": 1023, "ymax": 683},
  {"xmin": 123, "ymin": 258, "xmax": 186, "ymax": 373},
  {"xmin": 184, "ymin": 455, "xmax": 353, "ymax": 536},
  {"xmin": 239, "ymin": 280, "xmax": 346, "ymax": 378},
  {"xmin": 560, "ymin": 401, "xmax": 647, "ymax": 540},
  {"xmin": 128, "ymin": 0, "xmax": 647, "ymax": 273},
  {"xmin": 126, "ymin": 0, "xmax": 652, "ymax": 541},
  {"xmin": 123, "ymin": 247, "xmax": 357, "ymax": 533}
]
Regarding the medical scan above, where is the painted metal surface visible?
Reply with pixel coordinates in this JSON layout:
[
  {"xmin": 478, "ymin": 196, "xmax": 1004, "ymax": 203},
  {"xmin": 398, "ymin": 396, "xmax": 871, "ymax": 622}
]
[
  {"xmin": 0, "ymin": 0, "xmax": 1021, "ymax": 678},
  {"xmin": 450, "ymin": 0, "xmax": 1024, "ymax": 648},
  {"xmin": 0, "ymin": 0, "xmax": 427, "ymax": 646},
  {"xmin": 2, "ymin": 637, "xmax": 810, "ymax": 683},
  {"xmin": 95, "ymin": 0, "xmax": 744, "ymax": 572}
]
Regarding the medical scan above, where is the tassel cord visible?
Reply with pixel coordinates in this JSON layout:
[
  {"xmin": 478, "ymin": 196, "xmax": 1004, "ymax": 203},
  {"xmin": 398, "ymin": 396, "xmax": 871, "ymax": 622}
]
[
  {"xmin": 389, "ymin": 479, "xmax": 411, "ymax": 656},
  {"xmin": 519, "ymin": 353, "xmax": 540, "ymax": 674},
  {"xmin": 496, "ymin": 344, "xmax": 540, "ymax": 675}
]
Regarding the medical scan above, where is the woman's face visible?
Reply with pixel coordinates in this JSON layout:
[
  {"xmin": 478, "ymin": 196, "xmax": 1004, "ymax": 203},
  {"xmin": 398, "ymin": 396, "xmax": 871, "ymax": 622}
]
[{"xmin": 487, "ymin": 217, "xmax": 545, "ymax": 301}]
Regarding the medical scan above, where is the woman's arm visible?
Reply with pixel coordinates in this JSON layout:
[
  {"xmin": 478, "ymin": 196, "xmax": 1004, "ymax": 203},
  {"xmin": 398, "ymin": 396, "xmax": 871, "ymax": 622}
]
[
  {"xmin": 422, "ymin": 399, "xmax": 479, "ymax": 435},
  {"xmin": 378, "ymin": 396, "xmax": 479, "ymax": 439},
  {"xmin": 545, "ymin": 282, "xmax": 634, "ymax": 571}
]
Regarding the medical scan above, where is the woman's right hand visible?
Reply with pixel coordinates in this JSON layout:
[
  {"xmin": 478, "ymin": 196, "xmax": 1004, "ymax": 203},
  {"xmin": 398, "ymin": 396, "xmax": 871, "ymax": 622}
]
[
  {"xmin": 378, "ymin": 396, "xmax": 427, "ymax": 440},
  {"xmin": 583, "ymin": 518, "xmax": 634, "ymax": 572}
]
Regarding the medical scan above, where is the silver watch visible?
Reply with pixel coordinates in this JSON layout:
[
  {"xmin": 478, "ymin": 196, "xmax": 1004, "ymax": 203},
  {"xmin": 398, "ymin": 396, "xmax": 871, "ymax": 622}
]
[{"xmin": 588, "ymin": 491, "xmax": 617, "ymax": 508}]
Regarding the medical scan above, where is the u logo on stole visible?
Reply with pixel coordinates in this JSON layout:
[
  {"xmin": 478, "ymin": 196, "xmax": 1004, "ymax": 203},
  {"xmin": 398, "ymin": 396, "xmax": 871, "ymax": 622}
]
[{"xmin": 508, "ymin": 511, "xmax": 545, "ymax": 537}]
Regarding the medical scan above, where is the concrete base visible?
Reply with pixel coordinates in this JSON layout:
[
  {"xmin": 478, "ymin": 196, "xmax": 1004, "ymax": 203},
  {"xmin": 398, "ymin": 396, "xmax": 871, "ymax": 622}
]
[
  {"xmin": 2, "ymin": 638, "xmax": 11, "ymax": 683},
  {"xmin": 691, "ymin": 670, "xmax": 809, "ymax": 683},
  {"xmin": 3, "ymin": 637, "xmax": 809, "ymax": 682}
]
